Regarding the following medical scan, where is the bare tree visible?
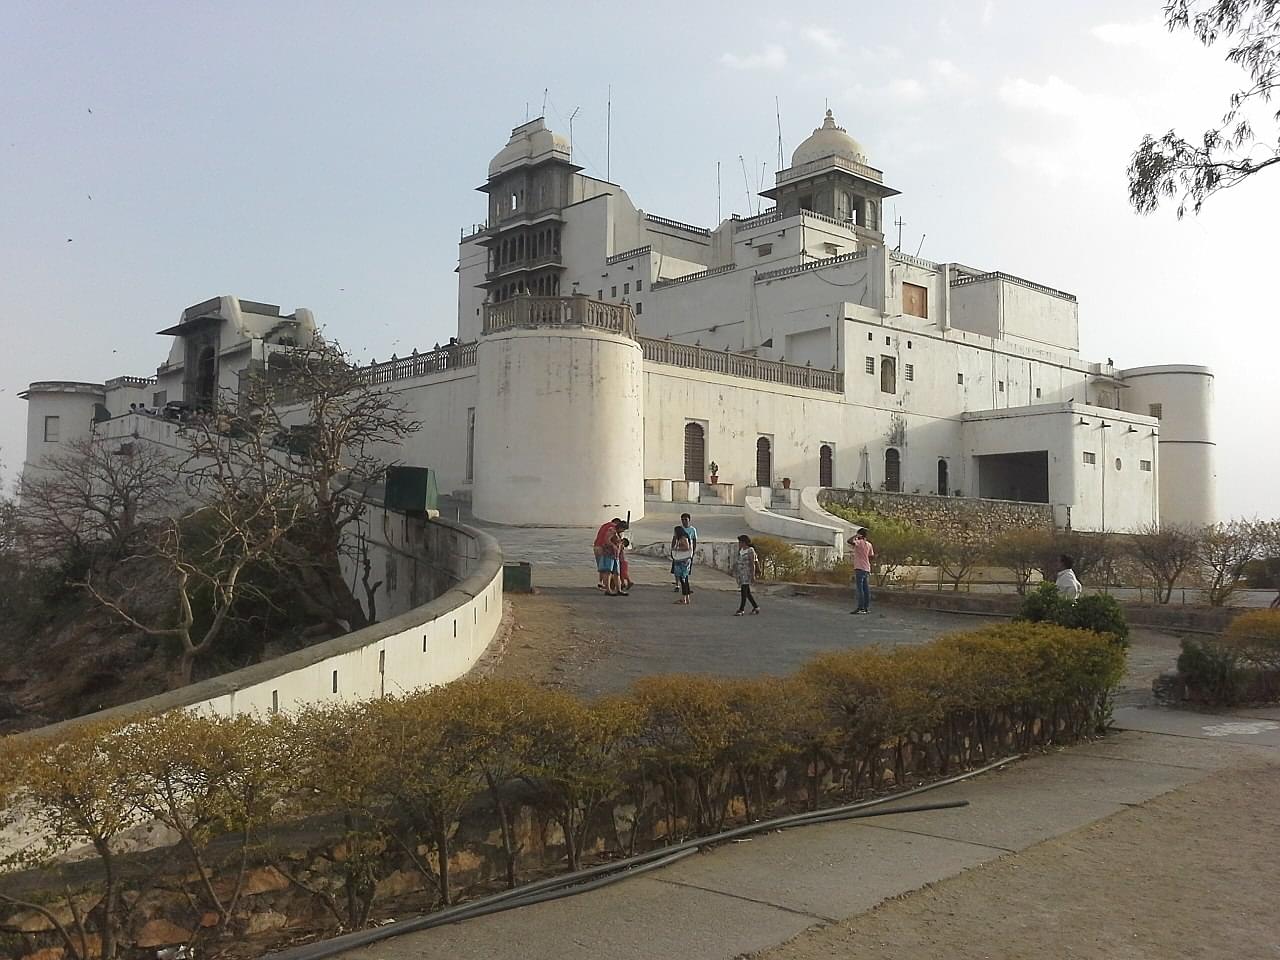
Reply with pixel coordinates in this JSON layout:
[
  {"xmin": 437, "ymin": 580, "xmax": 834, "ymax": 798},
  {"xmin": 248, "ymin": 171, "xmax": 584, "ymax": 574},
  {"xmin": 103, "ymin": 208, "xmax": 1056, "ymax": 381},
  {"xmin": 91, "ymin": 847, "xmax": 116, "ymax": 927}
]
[
  {"xmin": 1128, "ymin": 523, "xmax": 1200, "ymax": 603},
  {"xmin": 243, "ymin": 337, "xmax": 420, "ymax": 630},
  {"xmin": 1129, "ymin": 0, "xmax": 1280, "ymax": 216},
  {"xmin": 82, "ymin": 413, "xmax": 305, "ymax": 687},
  {"xmin": 1255, "ymin": 519, "xmax": 1280, "ymax": 608},
  {"xmin": 1198, "ymin": 519, "xmax": 1265, "ymax": 605},
  {"xmin": 17, "ymin": 437, "xmax": 175, "ymax": 563},
  {"xmin": 989, "ymin": 528, "xmax": 1052, "ymax": 595}
]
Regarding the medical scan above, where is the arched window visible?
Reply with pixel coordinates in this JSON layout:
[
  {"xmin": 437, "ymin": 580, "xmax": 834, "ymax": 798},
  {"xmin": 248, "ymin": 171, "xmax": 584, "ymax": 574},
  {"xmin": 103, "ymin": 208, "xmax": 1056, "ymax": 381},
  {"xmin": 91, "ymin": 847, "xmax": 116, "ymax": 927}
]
[
  {"xmin": 884, "ymin": 448, "xmax": 901, "ymax": 493},
  {"xmin": 756, "ymin": 437, "xmax": 773, "ymax": 487},
  {"xmin": 937, "ymin": 458, "xmax": 949, "ymax": 496},
  {"xmin": 819, "ymin": 444, "xmax": 834, "ymax": 487},
  {"xmin": 880, "ymin": 357, "xmax": 897, "ymax": 394},
  {"xmin": 683, "ymin": 422, "xmax": 705, "ymax": 482}
]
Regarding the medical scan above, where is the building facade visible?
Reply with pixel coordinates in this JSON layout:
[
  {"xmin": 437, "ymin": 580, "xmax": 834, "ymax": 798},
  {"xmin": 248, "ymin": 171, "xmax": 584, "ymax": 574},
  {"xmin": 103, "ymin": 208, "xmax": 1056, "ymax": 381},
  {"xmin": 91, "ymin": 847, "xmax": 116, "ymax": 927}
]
[{"xmin": 22, "ymin": 112, "xmax": 1216, "ymax": 532}]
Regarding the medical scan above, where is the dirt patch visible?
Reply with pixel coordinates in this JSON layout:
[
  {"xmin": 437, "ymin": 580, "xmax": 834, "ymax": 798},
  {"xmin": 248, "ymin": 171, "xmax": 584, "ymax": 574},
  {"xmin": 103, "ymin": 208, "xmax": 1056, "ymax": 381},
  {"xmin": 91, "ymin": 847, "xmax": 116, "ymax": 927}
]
[
  {"xmin": 753, "ymin": 760, "xmax": 1280, "ymax": 960},
  {"xmin": 476, "ymin": 590, "xmax": 619, "ymax": 690}
]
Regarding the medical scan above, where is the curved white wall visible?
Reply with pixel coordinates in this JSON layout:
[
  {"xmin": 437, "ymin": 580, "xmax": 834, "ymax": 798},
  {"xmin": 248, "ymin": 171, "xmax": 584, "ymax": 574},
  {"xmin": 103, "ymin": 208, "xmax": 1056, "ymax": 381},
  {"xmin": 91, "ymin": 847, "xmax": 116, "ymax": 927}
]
[
  {"xmin": 473, "ymin": 326, "xmax": 645, "ymax": 526},
  {"xmin": 20, "ymin": 382, "xmax": 104, "ymax": 473},
  {"xmin": 14, "ymin": 519, "xmax": 503, "ymax": 740},
  {"xmin": 1121, "ymin": 365, "xmax": 1216, "ymax": 526}
]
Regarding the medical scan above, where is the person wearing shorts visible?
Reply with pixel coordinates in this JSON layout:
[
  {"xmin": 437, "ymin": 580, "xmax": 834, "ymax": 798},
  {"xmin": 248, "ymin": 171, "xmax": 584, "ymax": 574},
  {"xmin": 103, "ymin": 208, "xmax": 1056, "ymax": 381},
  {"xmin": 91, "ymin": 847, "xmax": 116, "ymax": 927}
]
[{"xmin": 594, "ymin": 517, "xmax": 623, "ymax": 590}]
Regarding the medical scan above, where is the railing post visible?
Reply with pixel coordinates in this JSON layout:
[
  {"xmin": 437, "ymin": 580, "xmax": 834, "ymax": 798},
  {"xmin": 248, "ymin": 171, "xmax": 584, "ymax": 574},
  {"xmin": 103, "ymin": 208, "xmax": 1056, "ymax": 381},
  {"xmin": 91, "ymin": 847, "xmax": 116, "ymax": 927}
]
[
  {"xmin": 515, "ymin": 292, "xmax": 531, "ymax": 328},
  {"xmin": 571, "ymin": 293, "xmax": 590, "ymax": 327}
]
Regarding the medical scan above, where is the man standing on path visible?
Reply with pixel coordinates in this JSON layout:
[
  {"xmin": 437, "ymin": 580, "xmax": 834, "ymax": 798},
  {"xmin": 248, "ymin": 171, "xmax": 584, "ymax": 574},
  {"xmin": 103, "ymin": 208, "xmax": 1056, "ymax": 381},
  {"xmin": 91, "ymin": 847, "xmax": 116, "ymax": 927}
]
[
  {"xmin": 672, "ymin": 512, "xmax": 698, "ymax": 592},
  {"xmin": 849, "ymin": 527, "xmax": 875, "ymax": 614}
]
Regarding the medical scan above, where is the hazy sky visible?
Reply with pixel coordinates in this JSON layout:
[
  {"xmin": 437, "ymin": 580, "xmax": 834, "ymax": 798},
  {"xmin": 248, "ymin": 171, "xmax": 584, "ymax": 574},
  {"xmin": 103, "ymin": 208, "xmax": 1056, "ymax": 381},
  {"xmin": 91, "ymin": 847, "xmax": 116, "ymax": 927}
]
[{"xmin": 1, "ymin": 0, "xmax": 1275, "ymax": 518}]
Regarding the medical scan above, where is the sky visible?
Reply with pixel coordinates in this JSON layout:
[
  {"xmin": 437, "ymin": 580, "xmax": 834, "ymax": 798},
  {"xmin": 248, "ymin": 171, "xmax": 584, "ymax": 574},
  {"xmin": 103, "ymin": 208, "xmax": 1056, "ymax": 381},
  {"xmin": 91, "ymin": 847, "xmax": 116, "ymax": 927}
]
[{"xmin": 0, "ymin": 0, "xmax": 1275, "ymax": 518}]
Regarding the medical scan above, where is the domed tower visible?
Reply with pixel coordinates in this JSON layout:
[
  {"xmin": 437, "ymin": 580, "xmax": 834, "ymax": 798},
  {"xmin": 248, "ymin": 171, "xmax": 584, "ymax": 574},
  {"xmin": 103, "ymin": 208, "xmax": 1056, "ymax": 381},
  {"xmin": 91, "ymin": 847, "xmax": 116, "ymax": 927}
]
[
  {"xmin": 1120, "ymin": 364, "xmax": 1216, "ymax": 527},
  {"xmin": 760, "ymin": 109, "xmax": 900, "ymax": 237},
  {"xmin": 475, "ymin": 119, "xmax": 580, "ymax": 308}
]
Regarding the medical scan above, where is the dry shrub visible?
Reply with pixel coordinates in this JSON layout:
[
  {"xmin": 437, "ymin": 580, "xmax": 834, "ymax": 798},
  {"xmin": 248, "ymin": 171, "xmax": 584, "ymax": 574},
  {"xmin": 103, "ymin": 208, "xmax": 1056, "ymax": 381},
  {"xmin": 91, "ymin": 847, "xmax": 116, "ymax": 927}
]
[
  {"xmin": 0, "ymin": 627, "xmax": 1126, "ymax": 954},
  {"xmin": 750, "ymin": 535, "xmax": 809, "ymax": 581},
  {"xmin": 1222, "ymin": 610, "xmax": 1280, "ymax": 669}
]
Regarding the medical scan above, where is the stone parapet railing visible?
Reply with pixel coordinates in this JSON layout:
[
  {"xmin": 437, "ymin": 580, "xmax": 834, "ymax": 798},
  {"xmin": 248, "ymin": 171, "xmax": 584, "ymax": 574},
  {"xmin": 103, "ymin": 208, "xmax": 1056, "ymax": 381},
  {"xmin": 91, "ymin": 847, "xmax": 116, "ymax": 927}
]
[
  {"xmin": 643, "ymin": 212, "xmax": 711, "ymax": 236},
  {"xmin": 732, "ymin": 210, "xmax": 783, "ymax": 231},
  {"xmin": 950, "ymin": 270, "xmax": 1078, "ymax": 303},
  {"xmin": 364, "ymin": 342, "xmax": 477, "ymax": 385},
  {"xmin": 755, "ymin": 249, "xmax": 869, "ymax": 282},
  {"xmin": 482, "ymin": 295, "xmax": 636, "ymax": 339},
  {"xmin": 651, "ymin": 262, "xmax": 737, "ymax": 290},
  {"xmin": 889, "ymin": 250, "xmax": 940, "ymax": 271},
  {"xmin": 606, "ymin": 244, "xmax": 652, "ymax": 265},
  {"xmin": 776, "ymin": 154, "xmax": 885, "ymax": 184},
  {"xmin": 105, "ymin": 375, "xmax": 158, "ymax": 390},
  {"xmin": 640, "ymin": 337, "xmax": 844, "ymax": 393}
]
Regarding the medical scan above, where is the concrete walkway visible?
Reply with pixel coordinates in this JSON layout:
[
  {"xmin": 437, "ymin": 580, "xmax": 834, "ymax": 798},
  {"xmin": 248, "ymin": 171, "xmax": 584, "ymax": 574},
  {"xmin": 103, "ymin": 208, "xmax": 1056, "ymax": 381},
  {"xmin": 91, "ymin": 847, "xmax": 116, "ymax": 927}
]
[{"xmin": 334, "ymin": 706, "xmax": 1278, "ymax": 960}]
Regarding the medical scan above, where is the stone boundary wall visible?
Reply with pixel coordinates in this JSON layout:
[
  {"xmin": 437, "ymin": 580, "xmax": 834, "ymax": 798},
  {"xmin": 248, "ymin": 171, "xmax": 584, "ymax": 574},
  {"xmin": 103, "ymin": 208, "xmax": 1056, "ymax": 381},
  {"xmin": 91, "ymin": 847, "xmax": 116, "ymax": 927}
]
[
  {"xmin": 820, "ymin": 488, "xmax": 1055, "ymax": 540},
  {"xmin": 19, "ymin": 516, "xmax": 504, "ymax": 741}
]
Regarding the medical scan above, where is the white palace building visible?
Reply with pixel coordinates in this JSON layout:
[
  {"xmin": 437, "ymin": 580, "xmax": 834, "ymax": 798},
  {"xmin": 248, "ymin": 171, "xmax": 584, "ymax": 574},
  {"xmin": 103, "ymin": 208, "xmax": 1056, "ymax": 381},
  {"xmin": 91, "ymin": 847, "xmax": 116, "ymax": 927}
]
[{"xmin": 22, "ymin": 111, "xmax": 1216, "ymax": 534}]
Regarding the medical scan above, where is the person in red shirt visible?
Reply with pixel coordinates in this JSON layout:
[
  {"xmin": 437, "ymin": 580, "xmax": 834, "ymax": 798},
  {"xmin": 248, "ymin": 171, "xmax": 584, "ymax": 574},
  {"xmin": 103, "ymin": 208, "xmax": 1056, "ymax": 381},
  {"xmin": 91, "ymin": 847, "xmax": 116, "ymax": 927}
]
[
  {"xmin": 594, "ymin": 517, "xmax": 625, "ymax": 592},
  {"xmin": 848, "ymin": 527, "xmax": 876, "ymax": 614}
]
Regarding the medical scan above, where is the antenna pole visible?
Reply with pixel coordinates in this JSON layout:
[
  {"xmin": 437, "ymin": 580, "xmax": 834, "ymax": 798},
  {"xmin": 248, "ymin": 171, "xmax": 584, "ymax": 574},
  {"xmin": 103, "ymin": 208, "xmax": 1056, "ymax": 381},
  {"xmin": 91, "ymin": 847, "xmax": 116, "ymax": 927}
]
[
  {"xmin": 568, "ymin": 106, "xmax": 580, "ymax": 158},
  {"xmin": 775, "ymin": 96, "xmax": 784, "ymax": 170},
  {"xmin": 915, "ymin": 233, "xmax": 927, "ymax": 257},
  {"xmin": 606, "ymin": 85, "xmax": 612, "ymax": 181},
  {"xmin": 541, "ymin": 87, "xmax": 548, "ymax": 116},
  {"xmin": 894, "ymin": 213, "xmax": 905, "ymax": 251},
  {"xmin": 739, "ymin": 155, "xmax": 752, "ymax": 216}
]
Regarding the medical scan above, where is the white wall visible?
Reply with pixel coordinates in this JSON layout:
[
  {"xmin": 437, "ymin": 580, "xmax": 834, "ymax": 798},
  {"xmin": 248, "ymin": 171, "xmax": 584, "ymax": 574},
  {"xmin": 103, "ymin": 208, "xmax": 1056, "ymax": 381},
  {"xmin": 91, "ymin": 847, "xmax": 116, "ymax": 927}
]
[
  {"xmin": 1119, "ymin": 365, "xmax": 1215, "ymax": 526},
  {"xmin": 17, "ymin": 519, "xmax": 504, "ymax": 734},
  {"xmin": 21, "ymin": 383, "xmax": 104, "ymax": 472},
  {"xmin": 961, "ymin": 403, "xmax": 1158, "ymax": 532},
  {"xmin": 389, "ymin": 369, "xmax": 480, "ymax": 498},
  {"xmin": 474, "ymin": 326, "xmax": 645, "ymax": 526}
]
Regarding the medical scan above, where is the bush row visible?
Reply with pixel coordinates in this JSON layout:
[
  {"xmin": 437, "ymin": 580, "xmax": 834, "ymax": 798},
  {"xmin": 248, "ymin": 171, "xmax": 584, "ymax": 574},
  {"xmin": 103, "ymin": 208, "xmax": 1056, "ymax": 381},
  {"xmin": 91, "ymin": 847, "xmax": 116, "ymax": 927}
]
[
  {"xmin": 0, "ymin": 623, "xmax": 1125, "ymax": 959},
  {"xmin": 821, "ymin": 506, "xmax": 1280, "ymax": 606}
]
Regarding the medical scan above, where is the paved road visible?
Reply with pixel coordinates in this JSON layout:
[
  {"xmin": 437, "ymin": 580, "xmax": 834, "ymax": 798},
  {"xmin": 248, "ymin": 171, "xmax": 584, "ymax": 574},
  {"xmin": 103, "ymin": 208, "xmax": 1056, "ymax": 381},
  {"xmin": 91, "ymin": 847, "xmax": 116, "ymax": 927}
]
[{"xmin": 543, "ymin": 581, "xmax": 981, "ymax": 696}]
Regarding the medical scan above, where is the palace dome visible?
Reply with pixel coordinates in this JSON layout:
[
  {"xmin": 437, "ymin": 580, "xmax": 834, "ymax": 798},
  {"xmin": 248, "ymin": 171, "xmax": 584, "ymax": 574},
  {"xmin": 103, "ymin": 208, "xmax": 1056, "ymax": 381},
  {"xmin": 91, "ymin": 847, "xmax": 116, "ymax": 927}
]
[
  {"xmin": 790, "ymin": 110, "xmax": 868, "ymax": 167},
  {"xmin": 488, "ymin": 118, "xmax": 572, "ymax": 177}
]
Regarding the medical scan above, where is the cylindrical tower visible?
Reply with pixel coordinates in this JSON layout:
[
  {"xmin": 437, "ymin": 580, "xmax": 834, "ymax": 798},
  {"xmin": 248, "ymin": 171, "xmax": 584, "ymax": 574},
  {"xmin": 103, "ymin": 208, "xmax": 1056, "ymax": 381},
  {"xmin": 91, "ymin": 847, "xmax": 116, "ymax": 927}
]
[
  {"xmin": 1119, "ymin": 364, "xmax": 1215, "ymax": 527},
  {"xmin": 17, "ymin": 381, "xmax": 106, "ymax": 475},
  {"xmin": 473, "ymin": 318, "xmax": 644, "ymax": 527}
]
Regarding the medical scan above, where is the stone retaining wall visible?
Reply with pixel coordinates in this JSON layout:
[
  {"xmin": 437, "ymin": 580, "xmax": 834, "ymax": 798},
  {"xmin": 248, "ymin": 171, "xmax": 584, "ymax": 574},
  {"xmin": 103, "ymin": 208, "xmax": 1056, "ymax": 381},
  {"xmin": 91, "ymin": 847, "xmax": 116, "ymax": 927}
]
[{"xmin": 820, "ymin": 488, "xmax": 1055, "ymax": 540}]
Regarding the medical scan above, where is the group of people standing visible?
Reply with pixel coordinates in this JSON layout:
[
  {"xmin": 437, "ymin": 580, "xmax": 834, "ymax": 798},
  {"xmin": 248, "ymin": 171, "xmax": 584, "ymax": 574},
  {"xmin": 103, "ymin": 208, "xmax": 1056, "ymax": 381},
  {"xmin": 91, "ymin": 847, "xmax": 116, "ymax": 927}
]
[
  {"xmin": 593, "ymin": 517, "xmax": 633, "ymax": 597},
  {"xmin": 591, "ymin": 512, "xmax": 764, "ymax": 614}
]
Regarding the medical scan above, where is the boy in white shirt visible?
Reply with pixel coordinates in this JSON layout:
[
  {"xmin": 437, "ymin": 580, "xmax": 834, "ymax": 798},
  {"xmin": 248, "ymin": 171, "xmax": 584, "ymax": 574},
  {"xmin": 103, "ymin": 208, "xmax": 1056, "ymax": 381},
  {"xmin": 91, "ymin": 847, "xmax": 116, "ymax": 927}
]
[{"xmin": 1056, "ymin": 554, "xmax": 1082, "ymax": 602}]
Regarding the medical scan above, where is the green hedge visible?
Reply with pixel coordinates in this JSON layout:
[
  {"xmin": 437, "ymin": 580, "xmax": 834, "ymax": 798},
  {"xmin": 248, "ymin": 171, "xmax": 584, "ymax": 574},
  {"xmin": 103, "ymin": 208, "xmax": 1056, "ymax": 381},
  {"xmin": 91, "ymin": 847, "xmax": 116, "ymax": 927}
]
[{"xmin": 1017, "ymin": 582, "xmax": 1130, "ymax": 646}]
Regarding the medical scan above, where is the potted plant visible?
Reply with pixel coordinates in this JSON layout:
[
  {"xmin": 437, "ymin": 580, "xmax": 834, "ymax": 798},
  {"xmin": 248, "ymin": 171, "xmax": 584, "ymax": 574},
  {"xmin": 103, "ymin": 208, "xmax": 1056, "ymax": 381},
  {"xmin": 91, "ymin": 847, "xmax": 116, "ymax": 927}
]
[
  {"xmin": 708, "ymin": 461, "xmax": 719, "ymax": 484},
  {"xmin": 782, "ymin": 477, "xmax": 792, "ymax": 490}
]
